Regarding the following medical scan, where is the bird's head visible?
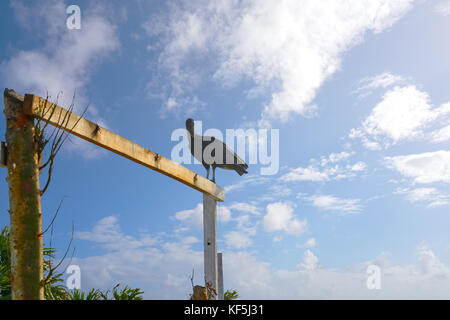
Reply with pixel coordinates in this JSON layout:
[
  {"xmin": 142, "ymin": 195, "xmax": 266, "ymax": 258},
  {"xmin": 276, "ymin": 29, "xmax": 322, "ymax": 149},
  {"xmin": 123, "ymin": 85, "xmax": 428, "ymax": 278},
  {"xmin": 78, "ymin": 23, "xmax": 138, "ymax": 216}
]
[{"xmin": 186, "ymin": 118, "xmax": 195, "ymax": 134}]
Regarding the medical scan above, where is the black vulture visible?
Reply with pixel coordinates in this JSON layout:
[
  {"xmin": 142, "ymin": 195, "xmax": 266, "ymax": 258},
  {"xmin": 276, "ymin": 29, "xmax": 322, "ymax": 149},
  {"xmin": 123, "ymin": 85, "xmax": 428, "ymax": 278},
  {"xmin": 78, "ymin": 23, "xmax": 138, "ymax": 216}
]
[{"xmin": 186, "ymin": 118, "xmax": 248, "ymax": 183}]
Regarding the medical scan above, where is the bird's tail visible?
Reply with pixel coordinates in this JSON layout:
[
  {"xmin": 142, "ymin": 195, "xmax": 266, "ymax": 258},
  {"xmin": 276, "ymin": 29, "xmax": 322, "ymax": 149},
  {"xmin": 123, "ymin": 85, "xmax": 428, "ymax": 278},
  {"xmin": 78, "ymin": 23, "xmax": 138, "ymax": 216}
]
[{"xmin": 235, "ymin": 163, "xmax": 248, "ymax": 176}]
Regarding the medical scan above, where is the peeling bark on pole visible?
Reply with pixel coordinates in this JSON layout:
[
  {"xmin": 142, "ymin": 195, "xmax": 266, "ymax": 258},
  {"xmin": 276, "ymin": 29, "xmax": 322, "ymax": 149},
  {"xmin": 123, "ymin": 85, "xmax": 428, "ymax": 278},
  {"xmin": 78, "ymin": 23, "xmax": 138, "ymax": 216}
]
[{"xmin": 4, "ymin": 89, "xmax": 43, "ymax": 300}]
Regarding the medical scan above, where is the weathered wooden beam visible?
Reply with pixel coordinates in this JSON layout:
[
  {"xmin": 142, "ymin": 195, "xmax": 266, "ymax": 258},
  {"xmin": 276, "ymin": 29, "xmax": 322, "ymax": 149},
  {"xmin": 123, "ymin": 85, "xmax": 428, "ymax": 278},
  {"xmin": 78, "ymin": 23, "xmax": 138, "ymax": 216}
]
[
  {"xmin": 23, "ymin": 94, "xmax": 225, "ymax": 202},
  {"xmin": 4, "ymin": 89, "xmax": 44, "ymax": 300},
  {"xmin": 203, "ymin": 194, "xmax": 218, "ymax": 300}
]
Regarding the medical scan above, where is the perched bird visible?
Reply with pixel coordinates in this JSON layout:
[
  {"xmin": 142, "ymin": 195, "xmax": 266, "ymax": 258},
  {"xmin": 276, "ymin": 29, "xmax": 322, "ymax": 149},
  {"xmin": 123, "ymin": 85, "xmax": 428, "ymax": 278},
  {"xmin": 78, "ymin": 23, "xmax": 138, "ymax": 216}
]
[{"xmin": 186, "ymin": 118, "xmax": 248, "ymax": 183}]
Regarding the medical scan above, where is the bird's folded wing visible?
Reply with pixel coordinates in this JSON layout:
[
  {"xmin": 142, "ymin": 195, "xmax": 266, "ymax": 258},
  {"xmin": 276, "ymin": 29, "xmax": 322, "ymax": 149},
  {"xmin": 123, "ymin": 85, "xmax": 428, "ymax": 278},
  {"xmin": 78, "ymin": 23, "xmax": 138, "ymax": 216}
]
[
  {"xmin": 222, "ymin": 140, "xmax": 248, "ymax": 167},
  {"xmin": 200, "ymin": 135, "xmax": 248, "ymax": 167}
]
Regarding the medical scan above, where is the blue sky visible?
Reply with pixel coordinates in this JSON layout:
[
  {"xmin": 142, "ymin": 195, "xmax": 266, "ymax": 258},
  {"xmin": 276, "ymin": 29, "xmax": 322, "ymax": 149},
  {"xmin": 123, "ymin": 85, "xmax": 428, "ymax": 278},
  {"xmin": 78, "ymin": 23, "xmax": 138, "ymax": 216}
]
[{"xmin": 1, "ymin": 0, "xmax": 450, "ymax": 299}]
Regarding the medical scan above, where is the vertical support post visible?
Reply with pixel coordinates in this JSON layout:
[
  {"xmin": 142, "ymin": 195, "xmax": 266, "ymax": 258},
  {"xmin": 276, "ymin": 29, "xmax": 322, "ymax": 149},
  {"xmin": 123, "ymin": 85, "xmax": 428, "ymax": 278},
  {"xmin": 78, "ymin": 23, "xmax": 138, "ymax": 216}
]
[
  {"xmin": 4, "ymin": 89, "xmax": 44, "ymax": 300},
  {"xmin": 203, "ymin": 193, "xmax": 218, "ymax": 300},
  {"xmin": 218, "ymin": 252, "xmax": 224, "ymax": 300}
]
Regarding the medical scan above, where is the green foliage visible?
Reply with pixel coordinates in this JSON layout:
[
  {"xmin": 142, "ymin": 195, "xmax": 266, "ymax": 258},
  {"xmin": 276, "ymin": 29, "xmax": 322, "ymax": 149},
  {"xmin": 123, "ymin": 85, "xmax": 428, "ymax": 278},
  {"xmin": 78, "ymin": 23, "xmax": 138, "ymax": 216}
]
[
  {"xmin": 69, "ymin": 288, "xmax": 102, "ymax": 300},
  {"xmin": 65, "ymin": 285, "xmax": 143, "ymax": 300},
  {"xmin": 0, "ymin": 225, "xmax": 144, "ymax": 300},
  {"xmin": 0, "ymin": 227, "xmax": 11, "ymax": 300},
  {"xmin": 0, "ymin": 226, "xmax": 69, "ymax": 300},
  {"xmin": 43, "ymin": 246, "xmax": 70, "ymax": 300},
  {"xmin": 0, "ymin": 226, "xmax": 67, "ymax": 300},
  {"xmin": 224, "ymin": 289, "xmax": 239, "ymax": 300},
  {"xmin": 44, "ymin": 284, "xmax": 70, "ymax": 300},
  {"xmin": 98, "ymin": 284, "xmax": 144, "ymax": 300}
]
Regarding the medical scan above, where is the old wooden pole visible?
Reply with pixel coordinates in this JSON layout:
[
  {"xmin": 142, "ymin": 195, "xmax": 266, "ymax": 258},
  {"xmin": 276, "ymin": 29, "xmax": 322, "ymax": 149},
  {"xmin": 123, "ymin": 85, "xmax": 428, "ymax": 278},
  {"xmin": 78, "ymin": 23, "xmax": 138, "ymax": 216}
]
[
  {"xmin": 203, "ymin": 194, "xmax": 218, "ymax": 300},
  {"xmin": 0, "ymin": 141, "xmax": 6, "ymax": 168},
  {"xmin": 4, "ymin": 89, "xmax": 44, "ymax": 300}
]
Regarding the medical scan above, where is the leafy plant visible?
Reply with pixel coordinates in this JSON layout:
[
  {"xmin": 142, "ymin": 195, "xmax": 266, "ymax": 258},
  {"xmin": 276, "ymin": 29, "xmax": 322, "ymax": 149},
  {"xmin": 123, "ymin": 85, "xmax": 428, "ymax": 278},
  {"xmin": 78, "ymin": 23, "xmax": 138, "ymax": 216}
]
[
  {"xmin": 69, "ymin": 288, "xmax": 102, "ymax": 300},
  {"xmin": 0, "ymin": 226, "xmax": 68, "ymax": 300},
  {"xmin": 43, "ymin": 247, "xmax": 71, "ymax": 300},
  {"xmin": 100, "ymin": 284, "xmax": 144, "ymax": 300},
  {"xmin": 224, "ymin": 289, "xmax": 239, "ymax": 300},
  {"xmin": 67, "ymin": 285, "xmax": 143, "ymax": 300},
  {"xmin": 0, "ymin": 227, "xmax": 11, "ymax": 300}
]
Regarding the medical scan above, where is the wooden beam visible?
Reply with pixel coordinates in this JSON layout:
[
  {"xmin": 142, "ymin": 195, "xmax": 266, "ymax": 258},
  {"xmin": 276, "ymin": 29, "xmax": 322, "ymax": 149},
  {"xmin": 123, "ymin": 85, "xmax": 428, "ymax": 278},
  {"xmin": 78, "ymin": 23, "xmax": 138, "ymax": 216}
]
[{"xmin": 23, "ymin": 94, "xmax": 225, "ymax": 202}]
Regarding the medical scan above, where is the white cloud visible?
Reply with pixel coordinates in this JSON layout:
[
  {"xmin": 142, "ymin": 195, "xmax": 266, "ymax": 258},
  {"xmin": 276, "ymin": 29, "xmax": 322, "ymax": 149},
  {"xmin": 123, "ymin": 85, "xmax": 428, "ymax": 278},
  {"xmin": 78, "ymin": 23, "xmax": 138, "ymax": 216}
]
[
  {"xmin": 385, "ymin": 150, "xmax": 450, "ymax": 184},
  {"xmin": 224, "ymin": 175, "xmax": 270, "ymax": 193},
  {"xmin": 218, "ymin": 205, "xmax": 232, "ymax": 223},
  {"xmin": 173, "ymin": 203, "xmax": 232, "ymax": 230},
  {"xmin": 263, "ymin": 203, "xmax": 294, "ymax": 232},
  {"xmin": 224, "ymin": 245, "xmax": 450, "ymax": 299},
  {"xmin": 232, "ymin": 214, "xmax": 259, "ymax": 239},
  {"xmin": 350, "ymin": 161, "xmax": 367, "ymax": 172},
  {"xmin": 355, "ymin": 72, "xmax": 405, "ymax": 97},
  {"xmin": 430, "ymin": 123, "xmax": 450, "ymax": 144},
  {"xmin": 298, "ymin": 250, "xmax": 319, "ymax": 271},
  {"xmin": 280, "ymin": 151, "xmax": 365, "ymax": 182},
  {"xmin": 307, "ymin": 195, "xmax": 363, "ymax": 214},
  {"xmin": 434, "ymin": 1, "xmax": 450, "ymax": 16},
  {"xmin": 261, "ymin": 184, "xmax": 293, "ymax": 201},
  {"xmin": 234, "ymin": 214, "xmax": 251, "ymax": 230},
  {"xmin": 4, "ymin": 1, "xmax": 119, "ymax": 108},
  {"xmin": 280, "ymin": 166, "xmax": 330, "ymax": 182},
  {"xmin": 417, "ymin": 246, "xmax": 448, "ymax": 276},
  {"xmin": 229, "ymin": 202, "xmax": 261, "ymax": 215},
  {"xmin": 149, "ymin": 0, "xmax": 413, "ymax": 123},
  {"xmin": 224, "ymin": 231, "xmax": 253, "ymax": 249},
  {"xmin": 395, "ymin": 187, "xmax": 449, "ymax": 207},
  {"xmin": 75, "ymin": 216, "xmax": 158, "ymax": 251},
  {"xmin": 299, "ymin": 238, "xmax": 317, "ymax": 249},
  {"xmin": 321, "ymin": 152, "xmax": 353, "ymax": 165},
  {"xmin": 1, "ymin": 1, "xmax": 120, "ymax": 159},
  {"xmin": 73, "ymin": 216, "xmax": 450, "ymax": 299},
  {"xmin": 173, "ymin": 203, "xmax": 203, "ymax": 229},
  {"xmin": 351, "ymin": 86, "xmax": 450, "ymax": 149},
  {"xmin": 10, "ymin": 0, "xmax": 66, "ymax": 39},
  {"xmin": 262, "ymin": 202, "xmax": 307, "ymax": 236},
  {"xmin": 72, "ymin": 215, "xmax": 205, "ymax": 298},
  {"xmin": 360, "ymin": 86, "xmax": 431, "ymax": 142}
]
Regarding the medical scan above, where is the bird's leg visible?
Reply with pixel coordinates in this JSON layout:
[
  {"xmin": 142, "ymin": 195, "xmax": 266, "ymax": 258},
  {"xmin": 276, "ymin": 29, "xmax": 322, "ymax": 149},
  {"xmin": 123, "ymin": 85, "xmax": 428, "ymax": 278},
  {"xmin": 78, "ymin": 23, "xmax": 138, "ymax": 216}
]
[
  {"xmin": 205, "ymin": 165, "xmax": 210, "ymax": 180},
  {"xmin": 212, "ymin": 165, "xmax": 216, "ymax": 183}
]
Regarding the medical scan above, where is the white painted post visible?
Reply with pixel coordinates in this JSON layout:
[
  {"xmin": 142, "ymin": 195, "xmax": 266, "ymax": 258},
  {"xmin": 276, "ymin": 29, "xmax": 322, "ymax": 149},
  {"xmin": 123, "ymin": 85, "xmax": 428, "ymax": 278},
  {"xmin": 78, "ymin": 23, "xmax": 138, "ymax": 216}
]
[
  {"xmin": 203, "ymin": 194, "xmax": 218, "ymax": 300},
  {"xmin": 218, "ymin": 252, "xmax": 224, "ymax": 300}
]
